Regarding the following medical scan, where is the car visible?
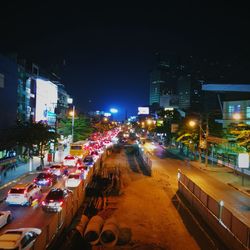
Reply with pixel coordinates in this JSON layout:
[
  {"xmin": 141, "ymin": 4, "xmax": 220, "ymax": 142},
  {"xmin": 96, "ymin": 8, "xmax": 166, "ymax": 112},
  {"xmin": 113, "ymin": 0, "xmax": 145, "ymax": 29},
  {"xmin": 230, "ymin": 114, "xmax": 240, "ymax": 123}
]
[
  {"xmin": 0, "ymin": 228, "xmax": 41, "ymax": 250},
  {"xmin": 65, "ymin": 173, "xmax": 83, "ymax": 188},
  {"xmin": 63, "ymin": 155, "xmax": 78, "ymax": 167},
  {"xmin": 42, "ymin": 188, "xmax": 72, "ymax": 212},
  {"xmin": 33, "ymin": 172, "xmax": 57, "ymax": 187},
  {"xmin": 0, "ymin": 211, "xmax": 12, "ymax": 229},
  {"xmin": 83, "ymin": 156, "xmax": 94, "ymax": 168},
  {"xmin": 48, "ymin": 164, "xmax": 67, "ymax": 177},
  {"xmin": 6, "ymin": 183, "xmax": 41, "ymax": 206}
]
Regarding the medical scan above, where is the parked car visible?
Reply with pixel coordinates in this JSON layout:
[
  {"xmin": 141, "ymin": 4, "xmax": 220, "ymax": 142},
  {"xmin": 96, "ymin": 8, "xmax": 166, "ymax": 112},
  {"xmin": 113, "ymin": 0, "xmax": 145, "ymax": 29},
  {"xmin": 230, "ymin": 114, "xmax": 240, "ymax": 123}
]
[
  {"xmin": 6, "ymin": 183, "xmax": 41, "ymax": 206},
  {"xmin": 0, "ymin": 228, "xmax": 41, "ymax": 249},
  {"xmin": 63, "ymin": 155, "xmax": 78, "ymax": 167},
  {"xmin": 0, "ymin": 211, "xmax": 12, "ymax": 229},
  {"xmin": 33, "ymin": 173, "xmax": 57, "ymax": 187},
  {"xmin": 48, "ymin": 164, "xmax": 67, "ymax": 177},
  {"xmin": 42, "ymin": 188, "xmax": 72, "ymax": 212},
  {"xmin": 65, "ymin": 173, "xmax": 83, "ymax": 188},
  {"xmin": 83, "ymin": 156, "xmax": 94, "ymax": 168}
]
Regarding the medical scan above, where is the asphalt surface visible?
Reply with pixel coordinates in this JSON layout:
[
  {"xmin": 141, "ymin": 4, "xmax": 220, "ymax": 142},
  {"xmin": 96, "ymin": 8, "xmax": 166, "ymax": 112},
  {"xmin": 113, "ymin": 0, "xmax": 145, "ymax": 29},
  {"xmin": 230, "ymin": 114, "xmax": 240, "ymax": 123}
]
[
  {"xmin": 145, "ymin": 142, "xmax": 250, "ymax": 227},
  {"xmin": 0, "ymin": 167, "xmax": 74, "ymax": 234}
]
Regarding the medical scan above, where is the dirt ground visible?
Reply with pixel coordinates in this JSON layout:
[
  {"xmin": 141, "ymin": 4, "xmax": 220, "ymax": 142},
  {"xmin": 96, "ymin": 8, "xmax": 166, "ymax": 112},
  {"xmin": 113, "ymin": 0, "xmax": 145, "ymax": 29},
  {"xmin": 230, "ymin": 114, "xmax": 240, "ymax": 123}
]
[{"xmin": 99, "ymin": 149, "xmax": 200, "ymax": 250}]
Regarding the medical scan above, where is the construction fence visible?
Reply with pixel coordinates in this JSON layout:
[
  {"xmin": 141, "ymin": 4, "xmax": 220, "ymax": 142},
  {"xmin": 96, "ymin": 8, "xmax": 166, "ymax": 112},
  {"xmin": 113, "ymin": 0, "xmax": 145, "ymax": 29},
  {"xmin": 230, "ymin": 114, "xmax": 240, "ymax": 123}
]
[{"xmin": 32, "ymin": 149, "xmax": 109, "ymax": 249}]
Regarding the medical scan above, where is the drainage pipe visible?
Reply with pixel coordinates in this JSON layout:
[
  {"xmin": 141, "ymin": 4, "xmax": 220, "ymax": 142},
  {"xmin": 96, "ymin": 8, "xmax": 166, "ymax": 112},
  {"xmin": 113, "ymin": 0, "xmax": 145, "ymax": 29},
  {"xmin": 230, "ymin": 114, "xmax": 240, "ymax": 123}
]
[
  {"xmin": 84, "ymin": 215, "xmax": 104, "ymax": 245},
  {"xmin": 100, "ymin": 217, "xmax": 119, "ymax": 247}
]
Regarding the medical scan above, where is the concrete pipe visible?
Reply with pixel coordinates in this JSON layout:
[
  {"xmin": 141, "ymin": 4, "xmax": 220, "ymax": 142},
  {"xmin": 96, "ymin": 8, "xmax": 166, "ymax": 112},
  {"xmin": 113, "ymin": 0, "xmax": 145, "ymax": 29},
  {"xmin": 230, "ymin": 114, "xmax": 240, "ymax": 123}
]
[
  {"xmin": 76, "ymin": 215, "xmax": 89, "ymax": 237},
  {"xmin": 100, "ymin": 217, "xmax": 119, "ymax": 247},
  {"xmin": 84, "ymin": 215, "xmax": 104, "ymax": 245}
]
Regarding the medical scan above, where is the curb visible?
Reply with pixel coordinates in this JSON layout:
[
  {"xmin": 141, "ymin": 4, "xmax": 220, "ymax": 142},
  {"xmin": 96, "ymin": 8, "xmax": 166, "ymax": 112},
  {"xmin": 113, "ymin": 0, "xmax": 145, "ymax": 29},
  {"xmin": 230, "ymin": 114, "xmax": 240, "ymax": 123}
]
[{"xmin": 227, "ymin": 183, "xmax": 250, "ymax": 197}]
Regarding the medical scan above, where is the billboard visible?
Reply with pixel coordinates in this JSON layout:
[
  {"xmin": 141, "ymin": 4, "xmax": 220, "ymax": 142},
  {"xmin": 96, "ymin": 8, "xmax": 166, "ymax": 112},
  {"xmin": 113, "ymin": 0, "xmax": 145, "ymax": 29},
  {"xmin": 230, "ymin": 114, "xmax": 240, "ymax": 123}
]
[
  {"xmin": 138, "ymin": 107, "xmax": 149, "ymax": 115},
  {"xmin": 35, "ymin": 79, "xmax": 58, "ymax": 126}
]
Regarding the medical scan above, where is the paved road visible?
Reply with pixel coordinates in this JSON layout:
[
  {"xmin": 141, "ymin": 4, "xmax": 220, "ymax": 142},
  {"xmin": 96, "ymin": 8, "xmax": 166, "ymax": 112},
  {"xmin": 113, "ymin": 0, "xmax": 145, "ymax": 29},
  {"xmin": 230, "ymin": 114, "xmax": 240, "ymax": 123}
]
[
  {"xmin": 144, "ymin": 142, "xmax": 250, "ymax": 227},
  {"xmin": 0, "ymin": 171, "xmax": 68, "ymax": 234}
]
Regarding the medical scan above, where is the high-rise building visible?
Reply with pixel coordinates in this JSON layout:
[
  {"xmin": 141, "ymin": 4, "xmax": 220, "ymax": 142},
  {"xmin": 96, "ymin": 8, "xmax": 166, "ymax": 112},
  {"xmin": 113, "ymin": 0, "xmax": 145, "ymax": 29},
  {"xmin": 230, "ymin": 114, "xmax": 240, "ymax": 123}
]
[
  {"xmin": 0, "ymin": 54, "xmax": 18, "ymax": 130},
  {"xmin": 149, "ymin": 53, "xmax": 177, "ymax": 106}
]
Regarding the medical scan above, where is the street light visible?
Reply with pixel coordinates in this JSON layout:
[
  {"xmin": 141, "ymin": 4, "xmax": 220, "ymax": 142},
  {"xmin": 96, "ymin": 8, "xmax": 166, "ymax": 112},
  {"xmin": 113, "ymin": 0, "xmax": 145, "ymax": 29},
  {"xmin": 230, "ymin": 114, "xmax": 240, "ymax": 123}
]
[{"xmin": 189, "ymin": 117, "xmax": 209, "ymax": 167}]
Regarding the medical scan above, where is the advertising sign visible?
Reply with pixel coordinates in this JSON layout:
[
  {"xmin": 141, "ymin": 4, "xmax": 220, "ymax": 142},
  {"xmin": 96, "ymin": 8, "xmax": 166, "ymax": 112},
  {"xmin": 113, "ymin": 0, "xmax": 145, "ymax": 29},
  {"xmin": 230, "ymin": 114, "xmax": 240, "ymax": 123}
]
[
  {"xmin": 238, "ymin": 153, "xmax": 249, "ymax": 168},
  {"xmin": 35, "ymin": 79, "xmax": 58, "ymax": 126},
  {"xmin": 138, "ymin": 107, "xmax": 149, "ymax": 115}
]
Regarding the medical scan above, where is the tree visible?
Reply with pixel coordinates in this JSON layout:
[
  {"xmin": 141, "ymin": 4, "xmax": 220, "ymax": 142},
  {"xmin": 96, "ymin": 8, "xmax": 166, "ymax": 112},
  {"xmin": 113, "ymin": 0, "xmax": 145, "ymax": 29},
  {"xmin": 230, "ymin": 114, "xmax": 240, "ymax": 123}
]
[
  {"xmin": 1, "ymin": 121, "xmax": 58, "ymax": 166},
  {"xmin": 58, "ymin": 114, "xmax": 93, "ymax": 142},
  {"xmin": 226, "ymin": 123, "xmax": 250, "ymax": 152}
]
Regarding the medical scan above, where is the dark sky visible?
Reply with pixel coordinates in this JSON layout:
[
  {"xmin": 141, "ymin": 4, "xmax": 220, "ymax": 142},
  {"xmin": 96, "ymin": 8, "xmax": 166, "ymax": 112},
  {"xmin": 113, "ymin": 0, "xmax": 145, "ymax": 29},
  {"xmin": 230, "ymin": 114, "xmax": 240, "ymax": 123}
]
[{"xmin": 1, "ymin": 1, "xmax": 250, "ymax": 120}]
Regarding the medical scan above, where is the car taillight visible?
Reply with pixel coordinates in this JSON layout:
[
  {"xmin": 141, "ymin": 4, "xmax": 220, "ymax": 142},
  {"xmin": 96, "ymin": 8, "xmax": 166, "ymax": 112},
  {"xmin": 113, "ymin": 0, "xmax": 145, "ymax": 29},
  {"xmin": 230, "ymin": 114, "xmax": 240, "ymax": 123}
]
[{"xmin": 59, "ymin": 201, "xmax": 63, "ymax": 206}]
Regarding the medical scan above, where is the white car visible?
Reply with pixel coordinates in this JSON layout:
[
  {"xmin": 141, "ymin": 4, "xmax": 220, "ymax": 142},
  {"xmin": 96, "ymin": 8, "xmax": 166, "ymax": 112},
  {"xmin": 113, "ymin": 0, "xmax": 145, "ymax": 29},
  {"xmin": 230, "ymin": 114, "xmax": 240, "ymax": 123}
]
[
  {"xmin": 0, "ymin": 228, "xmax": 41, "ymax": 250},
  {"xmin": 6, "ymin": 183, "xmax": 41, "ymax": 206},
  {"xmin": 65, "ymin": 173, "xmax": 83, "ymax": 188},
  {"xmin": 63, "ymin": 155, "xmax": 78, "ymax": 167},
  {"xmin": 0, "ymin": 211, "xmax": 11, "ymax": 228}
]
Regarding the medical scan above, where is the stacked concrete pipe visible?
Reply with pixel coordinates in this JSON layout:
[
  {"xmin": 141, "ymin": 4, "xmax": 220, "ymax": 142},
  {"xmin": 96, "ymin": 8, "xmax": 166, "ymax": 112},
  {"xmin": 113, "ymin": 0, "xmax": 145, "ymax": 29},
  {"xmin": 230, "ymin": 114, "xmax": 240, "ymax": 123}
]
[
  {"xmin": 75, "ymin": 215, "xmax": 89, "ymax": 237},
  {"xmin": 100, "ymin": 217, "xmax": 119, "ymax": 247},
  {"xmin": 84, "ymin": 215, "xmax": 104, "ymax": 245}
]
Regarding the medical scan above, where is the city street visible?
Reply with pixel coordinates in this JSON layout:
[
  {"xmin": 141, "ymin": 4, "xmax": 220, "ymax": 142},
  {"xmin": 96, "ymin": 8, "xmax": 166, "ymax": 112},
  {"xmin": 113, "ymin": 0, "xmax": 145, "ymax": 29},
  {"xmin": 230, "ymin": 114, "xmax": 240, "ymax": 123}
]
[
  {"xmin": 144, "ymin": 142, "xmax": 250, "ymax": 227},
  {"xmin": 0, "ymin": 172, "xmax": 67, "ymax": 234}
]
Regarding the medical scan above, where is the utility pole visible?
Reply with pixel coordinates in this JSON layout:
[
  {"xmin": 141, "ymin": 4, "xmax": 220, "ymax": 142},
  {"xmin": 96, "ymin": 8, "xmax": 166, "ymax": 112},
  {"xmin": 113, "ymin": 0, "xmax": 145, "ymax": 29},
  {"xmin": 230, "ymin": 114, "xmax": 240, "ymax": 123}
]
[
  {"xmin": 205, "ymin": 115, "xmax": 209, "ymax": 167},
  {"xmin": 71, "ymin": 105, "xmax": 75, "ymax": 143},
  {"xmin": 199, "ymin": 119, "xmax": 202, "ymax": 163}
]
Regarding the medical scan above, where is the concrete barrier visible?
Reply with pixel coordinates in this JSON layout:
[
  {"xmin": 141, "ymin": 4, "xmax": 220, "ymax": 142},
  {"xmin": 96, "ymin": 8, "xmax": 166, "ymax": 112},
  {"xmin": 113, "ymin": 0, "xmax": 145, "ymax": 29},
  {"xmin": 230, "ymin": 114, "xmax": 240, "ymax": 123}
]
[
  {"xmin": 178, "ymin": 172, "xmax": 250, "ymax": 249},
  {"xmin": 231, "ymin": 215, "xmax": 249, "ymax": 247},
  {"xmin": 221, "ymin": 206, "xmax": 232, "ymax": 230},
  {"xmin": 207, "ymin": 196, "xmax": 219, "ymax": 218},
  {"xmin": 193, "ymin": 183, "xmax": 201, "ymax": 200}
]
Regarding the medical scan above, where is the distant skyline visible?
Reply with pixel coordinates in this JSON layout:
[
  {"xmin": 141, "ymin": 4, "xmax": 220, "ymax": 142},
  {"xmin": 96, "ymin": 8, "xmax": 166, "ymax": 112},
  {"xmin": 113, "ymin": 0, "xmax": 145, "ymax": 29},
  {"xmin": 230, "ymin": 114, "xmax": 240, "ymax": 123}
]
[{"xmin": 1, "ymin": 2, "xmax": 250, "ymax": 120}]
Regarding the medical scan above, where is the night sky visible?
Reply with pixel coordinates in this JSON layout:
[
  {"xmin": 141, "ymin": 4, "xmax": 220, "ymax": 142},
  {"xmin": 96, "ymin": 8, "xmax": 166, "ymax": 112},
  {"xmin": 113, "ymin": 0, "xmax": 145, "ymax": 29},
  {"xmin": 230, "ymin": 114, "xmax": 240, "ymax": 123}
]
[{"xmin": 1, "ymin": 2, "xmax": 250, "ymax": 120}]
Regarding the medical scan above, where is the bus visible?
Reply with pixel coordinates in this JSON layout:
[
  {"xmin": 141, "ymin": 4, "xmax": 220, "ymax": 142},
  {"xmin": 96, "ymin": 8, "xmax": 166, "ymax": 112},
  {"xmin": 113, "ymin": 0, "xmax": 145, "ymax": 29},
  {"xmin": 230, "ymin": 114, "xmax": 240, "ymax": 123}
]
[{"xmin": 69, "ymin": 140, "xmax": 89, "ymax": 158}]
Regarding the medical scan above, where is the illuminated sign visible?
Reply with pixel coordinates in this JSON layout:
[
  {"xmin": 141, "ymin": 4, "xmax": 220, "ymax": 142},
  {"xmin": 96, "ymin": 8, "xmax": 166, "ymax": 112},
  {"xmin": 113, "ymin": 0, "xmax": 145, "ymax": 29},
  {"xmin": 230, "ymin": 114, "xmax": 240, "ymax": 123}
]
[
  {"xmin": 35, "ymin": 79, "xmax": 58, "ymax": 126},
  {"xmin": 138, "ymin": 107, "xmax": 149, "ymax": 115},
  {"xmin": 238, "ymin": 153, "xmax": 249, "ymax": 168}
]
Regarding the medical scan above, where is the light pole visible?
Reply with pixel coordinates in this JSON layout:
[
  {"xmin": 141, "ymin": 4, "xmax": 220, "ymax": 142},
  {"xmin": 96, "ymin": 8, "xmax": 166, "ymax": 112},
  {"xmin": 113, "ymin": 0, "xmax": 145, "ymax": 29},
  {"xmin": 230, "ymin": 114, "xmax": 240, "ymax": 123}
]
[
  {"xmin": 189, "ymin": 116, "xmax": 209, "ymax": 167},
  {"xmin": 69, "ymin": 105, "xmax": 75, "ymax": 143}
]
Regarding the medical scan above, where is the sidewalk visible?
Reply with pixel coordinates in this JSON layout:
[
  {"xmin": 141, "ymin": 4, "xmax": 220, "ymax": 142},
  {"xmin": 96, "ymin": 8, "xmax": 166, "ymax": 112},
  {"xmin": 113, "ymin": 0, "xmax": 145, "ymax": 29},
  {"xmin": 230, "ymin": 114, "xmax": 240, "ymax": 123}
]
[
  {"xmin": 165, "ymin": 146, "xmax": 250, "ymax": 197},
  {"xmin": 0, "ymin": 147, "xmax": 70, "ymax": 188}
]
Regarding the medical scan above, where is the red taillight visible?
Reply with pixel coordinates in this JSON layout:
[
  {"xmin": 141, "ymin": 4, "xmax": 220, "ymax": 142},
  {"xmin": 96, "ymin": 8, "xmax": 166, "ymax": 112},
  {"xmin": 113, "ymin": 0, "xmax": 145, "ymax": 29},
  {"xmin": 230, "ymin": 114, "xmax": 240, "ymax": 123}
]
[{"xmin": 59, "ymin": 201, "xmax": 63, "ymax": 206}]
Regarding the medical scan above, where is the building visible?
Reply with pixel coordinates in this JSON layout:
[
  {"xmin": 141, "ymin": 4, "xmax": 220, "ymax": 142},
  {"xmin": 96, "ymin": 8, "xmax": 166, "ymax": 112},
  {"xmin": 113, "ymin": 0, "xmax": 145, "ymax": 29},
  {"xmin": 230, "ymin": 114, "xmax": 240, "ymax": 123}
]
[
  {"xmin": 149, "ymin": 53, "xmax": 177, "ymax": 106},
  {"xmin": 223, "ymin": 100, "xmax": 250, "ymax": 127},
  {"xmin": 201, "ymin": 83, "xmax": 250, "ymax": 127},
  {"xmin": 0, "ymin": 54, "xmax": 18, "ymax": 130}
]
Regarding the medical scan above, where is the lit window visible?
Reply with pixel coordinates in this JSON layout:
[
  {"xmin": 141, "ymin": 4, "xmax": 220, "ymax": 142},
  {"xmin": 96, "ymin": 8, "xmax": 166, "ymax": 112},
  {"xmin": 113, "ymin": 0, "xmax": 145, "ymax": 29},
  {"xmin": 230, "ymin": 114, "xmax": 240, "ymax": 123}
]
[
  {"xmin": 246, "ymin": 107, "xmax": 250, "ymax": 118},
  {"xmin": 228, "ymin": 105, "xmax": 234, "ymax": 114}
]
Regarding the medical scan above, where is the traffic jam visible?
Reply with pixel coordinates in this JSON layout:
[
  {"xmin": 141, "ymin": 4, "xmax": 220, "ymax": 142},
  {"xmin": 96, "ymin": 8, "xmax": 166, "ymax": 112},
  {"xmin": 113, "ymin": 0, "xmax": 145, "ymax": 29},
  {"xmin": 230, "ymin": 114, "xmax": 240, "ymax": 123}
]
[{"xmin": 0, "ymin": 128, "xmax": 119, "ymax": 249}]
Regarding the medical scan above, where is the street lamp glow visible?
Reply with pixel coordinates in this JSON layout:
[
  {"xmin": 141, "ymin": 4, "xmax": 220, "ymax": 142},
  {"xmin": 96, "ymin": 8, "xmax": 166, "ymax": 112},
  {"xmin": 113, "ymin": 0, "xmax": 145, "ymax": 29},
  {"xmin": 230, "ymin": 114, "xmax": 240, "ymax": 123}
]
[
  {"xmin": 232, "ymin": 113, "xmax": 241, "ymax": 120},
  {"xmin": 110, "ymin": 108, "xmax": 118, "ymax": 113},
  {"xmin": 189, "ymin": 120, "xmax": 196, "ymax": 127},
  {"xmin": 147, "ymin": 119, "xmax": 153, "ymax": 125}
]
